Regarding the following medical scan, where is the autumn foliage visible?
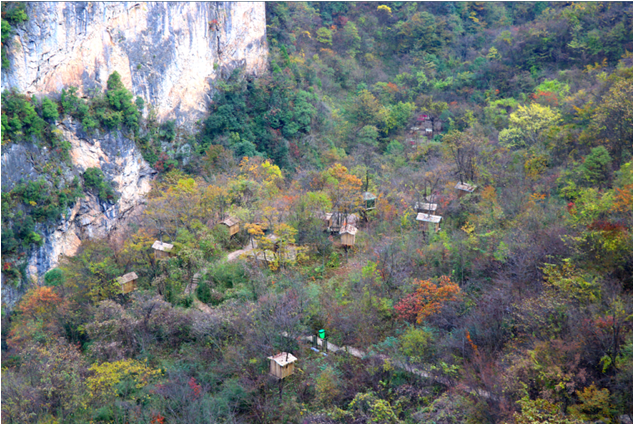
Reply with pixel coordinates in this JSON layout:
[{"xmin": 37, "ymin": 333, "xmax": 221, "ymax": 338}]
[
  {"xmin": 1, "ymin": 2, "xmax": 633, "ymax": 424},
  {"xmin": 395, "ymin": 276, "xmax": 461, "ymax": 323},
  {"xmin": 19, "ymin": 286, "xmax": 62, "ymax": 319}
]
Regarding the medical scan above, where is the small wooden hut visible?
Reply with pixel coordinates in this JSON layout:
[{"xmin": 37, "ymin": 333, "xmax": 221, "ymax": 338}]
[
  {"xmin": 339, "ymin": 224, "xmax": 358, "ymax": 247},
  {"xmin": 323, "ymin": 212, "xmax": 334, "ymax": 229},
  {"xmin": 268, "ymin": 352, "xmax": 297, "ymax": 379},
  {"xmin": 117, "ymin": 272, "xmax": 138, "ymax": 294},
  {"xmin": 416, "ymin": 212, "xmax": 443, "ymax": 232},
  {"xmin": 363, "ymin": 192, "xmax": 377, "ymax": 211},
  {"xmin": 323, "ymin": 212, "xmax": 358, "ymax": 233},
  {"xmin": 220, "ymin": 217, "xmax": 240, "ymax": 236},
  {"xmin": 414, "ymin": 202, "xmax": 438, "ymax": 214},
  {"xmin": 455, "ymin": 182, "xmax": 477, "ymax": 197},
  {"xmin": 327, "ymin": 212, "xmax": 345, "ymax": 233},
  {"xmin": 152, "ymin": 241, "xmax": 174, "ymax": 260}
]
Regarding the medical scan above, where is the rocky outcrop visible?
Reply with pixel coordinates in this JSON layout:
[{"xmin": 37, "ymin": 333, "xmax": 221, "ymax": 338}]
[
  {"xmin": 1, "ymin": 2, "xmax": 267, "ymax": 124},
  {"xmin": 1, "ymin": 121, "xmax": 156, "ymax": 308}
]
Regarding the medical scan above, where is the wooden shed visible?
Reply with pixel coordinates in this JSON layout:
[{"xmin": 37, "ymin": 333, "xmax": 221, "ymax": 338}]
[
  {"xmin": 363, "ymin": 192, "xmax": 377, "ymax": 211},
  {"xmin": 268, "ymin": 352, "xmax": 297, "ymax": 379},
  {"xmin": 327, "ymin": 212, "xmax": 345, "ymax": 233},
  {"xmin": 220, "ymin": 217, "xmax": 240, "ymax": 236},
  {"xmin": 414, "ymin": 202, "xmax": 438, "ymax": 213},
  {"xmin": 152, "ymin": 241, "xmax": 174, "ymax": 260},
  {"xmin": 416, "ymin": 212, "xmax": 443, "ymax": 232},
  {"xmin": 323, "ymin": 212, "xmax": 334, "ymax": 229},
  {"xmin": 117, "ymin": 272, "xmax": 138, "ymax": 294},
  {"xmin": 339, "ymin": 224, "xmax": 358, "ymax": 246},
  {"xmin": 455, "ymin": 182, "xmax": 477, "ymax": 196}
]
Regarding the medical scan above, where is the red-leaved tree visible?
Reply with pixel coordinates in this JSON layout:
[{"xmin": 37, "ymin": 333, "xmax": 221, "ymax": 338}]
[{"xmin": 395, "ymin": 276, "xmax": 461, "ymax": 323}]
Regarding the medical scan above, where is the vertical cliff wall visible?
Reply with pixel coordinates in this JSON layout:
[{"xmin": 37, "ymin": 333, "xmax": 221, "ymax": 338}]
[
  {"xmin": 1, "ymin": 119, "xmax": 158, "ymax": 307},
  {"xmin": 1, "ymin": 2, "xmax": 268, "ymax": 123}
]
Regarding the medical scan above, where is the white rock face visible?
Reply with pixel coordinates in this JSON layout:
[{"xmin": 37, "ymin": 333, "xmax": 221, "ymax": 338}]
[
  {"xmin": 1, "ymin": 2, "xmax": 267, "ymax": 123},
  {"xmin": 1, "ymin": 121, "xmax": 157, "ymax": 308}
]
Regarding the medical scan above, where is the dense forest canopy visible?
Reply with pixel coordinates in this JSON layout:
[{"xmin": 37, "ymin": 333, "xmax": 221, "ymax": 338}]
[{"xmin": 1, "ymin": 2, "xmax": 633, "ymax": 423}]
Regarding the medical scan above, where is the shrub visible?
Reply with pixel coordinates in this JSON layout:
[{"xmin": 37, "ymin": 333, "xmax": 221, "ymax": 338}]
[
  {"xmin": 1, "ymin": 90, "xmax": 47, "ymax": 142},
  {"xmin": 83, "ymin": 167, "xmax": 117, "ymax": 202},
  {"xmin": 196, "ymin": 279, "xmax": 212, "ymax": 304},
  {"xmin": 208, "ymin": 261, "xmax": 247, "ymax": 291},
  {"xmin": 1, "ymin": 227, "xmax": 17, "ymax": 254},
  {"xmin": 41, "ymin": 97, "xmax": 59, "ymax": 122},
  {"xmin": 316, "ymin": 27, "xmax": 333, "ymax": 45},
  {"xmin": 44, "ymin": 268, "xmax": 65, "ymax": 286},
  {"xmin": 1, "ymin": 3, "xmax": 28, "ymax": 69},
  {"xmin": 399, "ymin": 326, "xmax": 435, "ymax": 362}
]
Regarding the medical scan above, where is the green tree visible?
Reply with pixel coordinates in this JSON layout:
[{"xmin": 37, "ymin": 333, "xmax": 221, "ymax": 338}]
[
  {"xmin": 356, "ymin": 125, "xmax": 379, "ymax": 148},
  {"xmin": 316, "ymin": 27, "xmax": 333, "ymax": 45},
  {"xmin": 44, "ymin": 268, "xmax": 65, "ymax": 287},
  {"xmin": 399, "ymin": 326, "xmax": 434, "ymax": 362},
  {"xmin": 514, "ymin": 396, "xmax": 571, "ymax": 424},
  {"xmin": 385, "ymin": 101, "xmax": 416, "ymax": 134},
  {"xmin": 41, "ymin": 97, "xmax": 60, "ymax": 122},
  {"xmin": 105, "ymin": 71, "xmax": 140, "ymax": 130},
  {"xmin": 588, "ymin": 68, "xmax": 633, "ymax": 165},
  {"xmin": 579, "ymin": 146, "xmax": 612, "ymax": 188},
  {"xmin": 498, "ymin": 103, "xmax": 561, "ymax": 149},
  {"xmin": 397, "ymin": 12, "xmax": 441, "ymax": 54},
  {"xmin": 348, "ymin": 90, "xmax": 388, "ymax": 129},
  {"xmin": 83, "ymin": 167, "xmax": 117, "ymax": 202},
  {"xmin": 342, "ymin": 21, "xmax": 361, "ymax": 57},
  {"xmin": 59, "ymin": 240, "xmax": 123, "ymax": 304}
]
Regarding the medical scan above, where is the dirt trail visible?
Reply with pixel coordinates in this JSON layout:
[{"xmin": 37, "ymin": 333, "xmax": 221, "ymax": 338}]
[
  {"xmin": 303, "ymin": 335, "xmax": 493, "ymax": 400},
  {"xmin": 227, "ymin": 242, "xmax": 257, "ymax": 262},
  {"xmin": 194, "ymin": 299, "xmax": 213, "ymax": 314}
]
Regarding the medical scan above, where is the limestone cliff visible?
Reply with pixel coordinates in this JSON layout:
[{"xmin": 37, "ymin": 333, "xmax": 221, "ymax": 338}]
[
  {"xmin": 1, "ymin": 121, "xmax": 157, "ymax": 308},
  {"xmin": 1, "ymin": 2, "xmax": 267, "ymax": 123}
]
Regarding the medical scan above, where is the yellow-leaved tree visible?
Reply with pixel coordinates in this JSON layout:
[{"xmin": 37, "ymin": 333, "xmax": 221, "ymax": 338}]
[
  {"xmin": 87, "ymin": 359, "xmax": 163, "ymax": 404},
  {"xmin": 498, "ymin": 103, "xmax": 561, "ymax": 149},
  {"xmin": 322, "ymin": 163, "xmax": 363, "ymax": 216}
]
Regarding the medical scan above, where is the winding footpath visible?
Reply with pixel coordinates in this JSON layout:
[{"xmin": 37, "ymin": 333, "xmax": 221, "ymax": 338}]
[{"xmin": 304, "ymin": 335, "xmax": 493, "ymax": 400}]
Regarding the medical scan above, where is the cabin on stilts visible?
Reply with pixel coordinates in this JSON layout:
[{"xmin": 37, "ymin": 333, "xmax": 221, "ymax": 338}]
[
  {"xmin": 326, "ymin": 212, "xmax": 344, "ymax": 233},
  {"xmin": 220, "ymin": 217, "xmax": 240, "ymax": 236},
  {"xmin": 414, "ymin": 201, "xmax": 438, "ymax": 214},
  {"xmin": 268, "ymin": 352, "xmax": 297, "ymax": 380},
  {"xmin": 324, "ymin": 212, "xmax": 359, "ymax": 233},
  {"xmin": 339, "ymin": 224, "xmax": 358, "ymax": 247},
  {"xmin": 152, "ymin": 241, "xmax": 175, "ymax": 260},
  {"xmin": 416, "ymin": 212, "xmax": 442, "ymax": 233},
  {"xmin": 455, "ymin": 182, "xmax": 477, "ymax": 198},
  {"xmin": 363, "ymin": 192, "xmax": 377, "ymax": 211},
  {"xmin": 117, "ymin": 272, "xmax": 139, "ymax": 294}
]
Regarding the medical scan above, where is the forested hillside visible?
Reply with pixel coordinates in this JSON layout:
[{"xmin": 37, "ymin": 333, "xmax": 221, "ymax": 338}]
[{"xmin": 2, "ymin": 2, "xmax": 632, "ymax": 423}]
